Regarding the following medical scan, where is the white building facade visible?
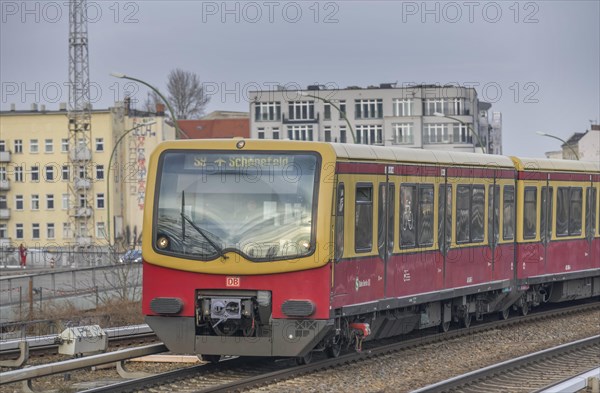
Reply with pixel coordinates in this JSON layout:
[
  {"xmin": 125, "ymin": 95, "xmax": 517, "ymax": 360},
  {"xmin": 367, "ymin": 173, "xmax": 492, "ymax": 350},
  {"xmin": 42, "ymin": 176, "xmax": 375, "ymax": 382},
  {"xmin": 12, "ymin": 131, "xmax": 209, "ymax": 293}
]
[{"xmin": 249, "ymin": 84, "xmax": 502, "ymax": 154}]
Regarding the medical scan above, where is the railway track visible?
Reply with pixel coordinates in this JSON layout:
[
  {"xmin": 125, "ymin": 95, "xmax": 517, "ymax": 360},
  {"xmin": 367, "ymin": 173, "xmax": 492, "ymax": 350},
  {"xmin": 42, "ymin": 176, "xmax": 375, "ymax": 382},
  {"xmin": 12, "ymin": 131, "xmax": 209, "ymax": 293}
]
[
  {"xmin": 412, "ymin": 335, "xmax": 600, "ymax": 393},
  {"xmin": 4, "ymin": 300, "xmax": 593, "ymax": 393}
]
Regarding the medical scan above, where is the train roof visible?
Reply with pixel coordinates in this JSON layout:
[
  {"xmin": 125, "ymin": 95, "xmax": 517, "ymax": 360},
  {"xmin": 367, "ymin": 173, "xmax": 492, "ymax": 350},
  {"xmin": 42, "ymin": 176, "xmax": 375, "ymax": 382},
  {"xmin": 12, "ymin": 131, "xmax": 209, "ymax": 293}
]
[
  {"xmin": 330, "ymin": 143, "xmax": 516, "ymax": 168},
  {"xmin": 511, "ymin": 157, "xmax": 600, "ymax": 173}
]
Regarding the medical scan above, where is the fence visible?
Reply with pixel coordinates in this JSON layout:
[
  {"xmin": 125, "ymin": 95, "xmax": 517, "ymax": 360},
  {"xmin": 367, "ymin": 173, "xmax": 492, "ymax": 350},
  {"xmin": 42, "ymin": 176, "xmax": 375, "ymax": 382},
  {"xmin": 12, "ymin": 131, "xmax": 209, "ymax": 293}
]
[{"xmin": 0, "ymin": 246, "xmax": 134, "ymax": 269}]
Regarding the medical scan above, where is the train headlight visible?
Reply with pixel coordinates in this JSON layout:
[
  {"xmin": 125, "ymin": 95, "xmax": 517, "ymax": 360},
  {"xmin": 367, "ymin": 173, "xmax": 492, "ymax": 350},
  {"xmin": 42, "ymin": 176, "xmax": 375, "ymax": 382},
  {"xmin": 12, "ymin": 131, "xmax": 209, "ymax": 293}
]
[
  {"xmin": 236, "ymin": 140, "xmax": 246, "ymax": 149},
  {"xmin": 157, "ymin": 236, "xmax": 170, "ymax": 250}
]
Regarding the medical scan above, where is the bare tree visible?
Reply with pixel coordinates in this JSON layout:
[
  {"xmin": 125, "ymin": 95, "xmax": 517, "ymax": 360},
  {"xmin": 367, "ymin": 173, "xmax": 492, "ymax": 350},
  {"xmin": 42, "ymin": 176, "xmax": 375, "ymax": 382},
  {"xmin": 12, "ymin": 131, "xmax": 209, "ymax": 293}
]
[
  {"xmin": 142, "ymin": 90, "xmax": 161, "ymax": 113},
  {"xmin": 166, "ymin": 68, "xmax": 210, "ymax": 119}
]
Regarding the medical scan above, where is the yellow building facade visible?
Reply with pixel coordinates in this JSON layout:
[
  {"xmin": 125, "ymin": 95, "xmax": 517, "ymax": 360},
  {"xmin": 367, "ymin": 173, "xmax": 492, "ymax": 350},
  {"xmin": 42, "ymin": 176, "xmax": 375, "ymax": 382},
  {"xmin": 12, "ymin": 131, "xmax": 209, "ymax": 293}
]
[{"xmin": 0, "ymin": 103, "xmax": 175, "ymax": 252}]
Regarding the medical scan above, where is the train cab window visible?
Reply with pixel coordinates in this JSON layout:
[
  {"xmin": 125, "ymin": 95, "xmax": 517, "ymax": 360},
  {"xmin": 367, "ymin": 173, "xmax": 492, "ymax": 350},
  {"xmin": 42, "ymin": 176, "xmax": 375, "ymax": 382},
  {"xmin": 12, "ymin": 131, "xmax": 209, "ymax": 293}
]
[
  {"xmin": 523, "ymin": 187, "xmax": 537, "ymax": 239},
  {"xmin": 438, "ymin": 185, "xmax": 452, "ymax": 251},
  {"xmin": 418, "ymin": 185, "xmax": 434, "ymax": 246},
  {"xmin": 335, "ymin": 183, "xmax": 345, "ymax": 261},
  {"xmin": 488, "ymin": 185, "xmax": 500, "ymax": 246},
  {"xmin": 400, "ymin": 185, "xmax": 417, "ymax": 247},
  {"xmin": 456, "ymin": 185, "xmax": 470, "ymax": 243},
  {"xmin": 541, "ymin": 187, "xmax": 553, "ymax": 242},
  {"xmin": 586, "ymin": 187, "xmax": 597, "ymax": 238},
  {"xmin": 355, "ymin": 184, "xmax": 373, "ymax": 252},
  {"xmin": 557, "ymin": 187, "xmax": 583, "ymax": 237},
  {"xmin": 503, "ymin": 186, "xmax": 515, "ymax": 240}
]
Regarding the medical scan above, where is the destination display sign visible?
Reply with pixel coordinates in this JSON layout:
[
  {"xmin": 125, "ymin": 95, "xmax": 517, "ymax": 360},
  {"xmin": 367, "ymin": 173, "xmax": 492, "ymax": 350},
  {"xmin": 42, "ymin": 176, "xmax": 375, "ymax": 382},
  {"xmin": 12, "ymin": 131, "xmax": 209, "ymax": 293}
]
[{"xmin": 184, "ymin": 154, "xmax": 294, "ymax": 170}]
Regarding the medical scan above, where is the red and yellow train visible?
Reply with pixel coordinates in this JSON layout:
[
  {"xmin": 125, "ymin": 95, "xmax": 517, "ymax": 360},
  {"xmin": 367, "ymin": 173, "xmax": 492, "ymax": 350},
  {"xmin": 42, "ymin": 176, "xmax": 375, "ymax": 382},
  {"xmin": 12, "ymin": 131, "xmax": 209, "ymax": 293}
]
[{"xmin": 142, "ymin": 139, "xmax": 599, "ymax": 362}]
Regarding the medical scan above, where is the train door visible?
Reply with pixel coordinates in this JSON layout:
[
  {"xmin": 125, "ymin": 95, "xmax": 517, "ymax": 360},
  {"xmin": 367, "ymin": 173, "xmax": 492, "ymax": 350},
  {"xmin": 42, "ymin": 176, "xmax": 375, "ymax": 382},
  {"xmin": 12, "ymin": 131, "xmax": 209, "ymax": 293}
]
[
  {"xmin": 585, "ymin": 185, "xmax": 597, "ymax": 268},
  {"xmin": 377, "ymin": 173, "xmax": 395, "ymax": 298},
  {"xmin": 438, "ymin": 181, "xmax": 452, "ymax": 290},
  {"xmin": 540, "ymin": 182, "xmax": 553, "ymax": 275},
  {"xmin": 488, "ymin": 182, "xmax": 500, "ymax": 282}
]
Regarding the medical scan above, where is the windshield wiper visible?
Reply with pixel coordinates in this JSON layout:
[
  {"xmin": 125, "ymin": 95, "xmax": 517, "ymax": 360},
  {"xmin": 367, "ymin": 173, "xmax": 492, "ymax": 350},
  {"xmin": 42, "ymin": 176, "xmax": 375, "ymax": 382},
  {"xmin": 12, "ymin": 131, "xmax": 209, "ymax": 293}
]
[{"xmin": 180, "ymin": 191, "xmax": 228, "ymax": 260}]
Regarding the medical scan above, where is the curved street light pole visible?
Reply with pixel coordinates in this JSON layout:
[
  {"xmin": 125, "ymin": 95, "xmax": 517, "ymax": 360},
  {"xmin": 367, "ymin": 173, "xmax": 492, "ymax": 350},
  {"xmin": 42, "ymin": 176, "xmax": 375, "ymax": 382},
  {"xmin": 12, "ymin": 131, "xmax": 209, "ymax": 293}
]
[
  {"xmin": 434, "ymin": 112, "xmax": 487, "ymax": 154},
  {"xmin": 106, "ymin": 120, "xmax": 156, "ymax": 248},
  {"xmin": 298, "ymin": 91, "xmax": 356, "ymax": 144},
  {"xmin": 535, "ymin": 131, "xmax": 580, "ymax": 160},
  {"xmin": 110, "ymin": 72, "xmax": 189, "ymax": 139}
]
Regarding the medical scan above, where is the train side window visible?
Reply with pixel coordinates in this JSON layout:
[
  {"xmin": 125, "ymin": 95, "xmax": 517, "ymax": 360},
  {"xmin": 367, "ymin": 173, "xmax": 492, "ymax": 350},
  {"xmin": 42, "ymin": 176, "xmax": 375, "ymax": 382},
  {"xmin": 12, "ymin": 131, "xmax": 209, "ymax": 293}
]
[
  {"xmin": 569, "ymin": 188, "xmax": 583, "ymax": 235},
  {"xmin": 355, "ymin": 184, "xmax": 373, "ymax": 252},
  {"xmin": 456, "ymin": 185, "xmax": 470, "ymax": 243},
  {"xmin": 418, "ymin": 185, "xmax": 434, "ymax": 246},
  {"xmin": 400, "ymin": 185, "xmax": 417, "ymax": 247},
  {"xmin": 523, "ymin": 187, "xmax": 537, "ymax": 239},
  {"xmin": 502, "ymin": 186, "xmax": 515, "ymax": 240},
  {"xmin": 438, "ymin": 184, "xmax": 452, "ymax": 251},
  {"xmin": 586, "ymin": 187, "xmax": 597, "ymax": 238},
  {"xmin": 471, "ymin": 186, "xmax": 485, "ymax": 242},
  {"xmin": 335, "ymin": 183, "xmax": 345, "ymax": 261},
  {"xmin": 488, "ymin": 185, "xmax": 500, "ymax": 246},
  {"xmin": 541, "ymin": 186, "xmax": 554, "ymax": 242},
  {"xmin": 556, "ymin": 187, "xmax": 569, "ymax": 236}
]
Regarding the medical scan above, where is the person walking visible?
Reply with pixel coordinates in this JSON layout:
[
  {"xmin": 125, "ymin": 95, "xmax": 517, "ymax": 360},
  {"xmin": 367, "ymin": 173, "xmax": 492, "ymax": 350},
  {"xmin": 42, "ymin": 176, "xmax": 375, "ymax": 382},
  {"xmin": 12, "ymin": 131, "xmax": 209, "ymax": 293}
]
[{"xmin": 18, "ymin": 243, "xmax": 27, "ymax": 269}]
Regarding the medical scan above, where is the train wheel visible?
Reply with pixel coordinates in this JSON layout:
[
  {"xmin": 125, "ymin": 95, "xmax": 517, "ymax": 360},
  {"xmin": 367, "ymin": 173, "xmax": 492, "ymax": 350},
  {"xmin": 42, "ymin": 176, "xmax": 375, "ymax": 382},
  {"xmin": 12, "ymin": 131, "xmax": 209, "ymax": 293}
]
[
  {"xmin": 462, "ymin": 313, "xmax": 472, "ymax": 328},
  {"xmin": 325, "ymin": 339, "xmax": 342, "ymax": 358},
  {"xmin": 295, "ymin": 351, "xmax": 313, "ymax": 365},
  {"xmin": 200, "ymin": 354, "xmax": 221, "ymax": 363},
  {"xmin": 439, "ymin": 320, "xmax": 451, "ymax": 333},
  {"xmin": 521, "ymin": 303, "xmax": 529, "ymax": 316},
  {"xmin": 499, "ymin": 308, "xmax": 510, "ymax": 320}
]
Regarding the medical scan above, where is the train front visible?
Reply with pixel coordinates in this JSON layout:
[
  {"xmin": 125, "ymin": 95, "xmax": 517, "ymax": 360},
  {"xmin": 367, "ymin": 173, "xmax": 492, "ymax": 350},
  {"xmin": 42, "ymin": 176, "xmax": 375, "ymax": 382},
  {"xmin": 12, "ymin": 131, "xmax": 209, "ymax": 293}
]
[{"xmin": 142, "ymin": 140, "xmax": 335, "ymax": 359}]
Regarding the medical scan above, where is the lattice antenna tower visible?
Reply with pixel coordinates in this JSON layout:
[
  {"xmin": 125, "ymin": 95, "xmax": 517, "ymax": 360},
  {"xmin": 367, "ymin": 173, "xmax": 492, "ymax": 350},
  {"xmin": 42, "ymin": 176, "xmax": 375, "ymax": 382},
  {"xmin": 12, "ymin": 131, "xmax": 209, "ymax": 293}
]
[{"xmin": 67, "ymin": 0, "xmax": 94, "ymax": 247}]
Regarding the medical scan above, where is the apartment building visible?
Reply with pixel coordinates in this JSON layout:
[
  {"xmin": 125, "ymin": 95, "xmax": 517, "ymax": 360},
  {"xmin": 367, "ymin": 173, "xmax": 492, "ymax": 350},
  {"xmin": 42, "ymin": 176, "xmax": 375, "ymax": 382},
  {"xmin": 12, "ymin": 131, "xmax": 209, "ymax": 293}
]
[
  {"xmin": 0, "ymin": 103, "xmax": 175, "ymax": 250},
  {"xmin": 249, "ymin": 84, "xmax": 502, "ymax": 154}
]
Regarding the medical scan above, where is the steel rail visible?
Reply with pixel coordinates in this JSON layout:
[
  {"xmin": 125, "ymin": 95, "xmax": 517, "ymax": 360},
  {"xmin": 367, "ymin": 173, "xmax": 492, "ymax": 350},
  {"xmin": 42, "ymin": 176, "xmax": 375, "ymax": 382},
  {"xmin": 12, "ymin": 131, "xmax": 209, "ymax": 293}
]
[{"xmin": 0, "ymin": 343, "xmax": 167, "ymax": 385}]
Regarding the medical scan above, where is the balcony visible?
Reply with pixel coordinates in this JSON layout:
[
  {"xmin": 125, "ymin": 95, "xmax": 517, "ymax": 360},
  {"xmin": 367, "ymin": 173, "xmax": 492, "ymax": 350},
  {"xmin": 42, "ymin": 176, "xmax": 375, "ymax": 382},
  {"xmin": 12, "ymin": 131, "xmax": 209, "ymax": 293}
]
[
  {"xmin": 0, "ymin": 151, "xmax": 11, "ymax": 162},
  {"xmin": 0, "ymin": 208, "xmax": 10, "ymax": 220},
  {"xmin": 74, "ymin": 177, "xmax": 91, "ymax": 190},
  {"xmin": 282, "ymin": 113, "xmax": 320, "ymax": 124},
  {"xmin": 75, "ymin": 236, "xmax": 92, "ymax": 246},
  {"xmin": 69, "ymin": 147, "xmax": 91, "ymax": 162},
  {"xmin": 0, "ymin": 179, "xmax": 9, "ymax": 191},
  {"xmin": 72, "ymin": 207, "xmax": 93, "ymax": 218},
  {"xmin": 0, "ymin": 238, "xmax": 10, "ymax": 247}
]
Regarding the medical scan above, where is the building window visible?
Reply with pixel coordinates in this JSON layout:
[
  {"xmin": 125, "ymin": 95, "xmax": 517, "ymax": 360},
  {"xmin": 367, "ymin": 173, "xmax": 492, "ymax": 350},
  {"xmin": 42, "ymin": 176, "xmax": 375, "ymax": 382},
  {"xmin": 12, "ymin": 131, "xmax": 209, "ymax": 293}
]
[
  {"xmin": 46, "ymin": 194, "xmax": 55, "ymax": 210},
  {"xmin": 61, "ymin": 138, "xmax": 69, "ymax": 152},
  {"xmin": 31, "ymin": 166, "xmax": 39, "ymax": 182},
  {"xmin": 79, "ymin": 194, "xmax": 87, "ymax": 208},
  {"xmin": 339, "ymin": 126, "xmax": 347, "ymax": 143},
  {"xmin": 288, "ymin": 101, "xmax": 315, "ymax": 121},
  {"xmin": 0, "ymin": 224, "xmax": 7, "ymax": 239},
  {"xmin": 63, "ymin": 222, "xmax": 72, "ymax": 238},
  {"xmin": 355, "ymin": 99, "xmax": 383, "ymax": 119},
  {"xmin": 424, "ymin": 124, "xmax": 450, "ymax": 143},
  {"xmin": 452, "ymin": 124, "xmax": 471, "ymax": 143},
  {"xmin": 45, "ymin": 165, "xmax": 55, "ymax": 181},
  {"xmin": 423, "ymin": 99, "xmax": 444, "ymax": 116},
  {"xmin": 16, "ymin": 223, "xmax": 24, "ymax": 239},
  {"xmin": 45, "ymin": 139, "xmax": 53, "ymax": 153},
  {"xmin": 287, "ymin": 125, "xmax": 314, "ymax": 141},
  {"xmin": 0, "ymin": 167, "xmax": 6, "ymax": 181},
  {"xmin": 392, "ymin": 99, "xmax": 413, "ymax": 116},
  {"xmin": 356, "ymin": 125, "xmax": 383, "ymax": 145},
  {"xmin": 62, "ymin": 165, "xmax": 70, "ymax": 181},
  {"xmin": 15, "ymin": 166, "xmax": 24, "ymax": 182},
  {"xmin": 257, "ymin": 128, "xmax": 265, "ymax": 139},
  {"xmin": 355, "ymin": 184, "xmax": 373, "ymax": 252},
  {"xmin": 0, "ymin": 195, "xmax": 6, "ymax": 209},
  {"xmin": 31, "ymin": 194, "xmax": 39, "ymax": 210},
  {"xmin": 96, "ymin": 193, "xmax": 105, "ymax": 209},
  {"xmin": 62, "ymin": 194, "xmax": 70, "ymax": 210},
  {"xmin": 324, "ymin": 104, "xmax": 331, "ymax": 120},
  {"xmin": 392, "ymin": 123, "xmax": 414, "ymax": 144},
  {"xmin": 96, "ymin": 165, "xmax": 104, "ymax": 180},
  {"xmin": 423, "ymin": 98, "xmax": 467, "ymax": 116},
  {"xmin": 96, "ymin": 222, "xmax": 106, "ymax": 238},
  {"xmin": 47, "ymin": 223, "xmax": 55, "ymax": 239},
  {"xmin": 30, "ymin": 139, "xmax": 39, "ymax": 153},
  {"xmin": 0, "ymin": 140, "xmax": 5, "ymax": 152},
  {"xmin": 338, "ymin": 101, "xmax": 347, "ymax": 119},
  {"xmin": 272, "ymin": 128, "xmax": 280, "ymax": 140},
  {"xmin": 324, "ymin": 126, "xmax": 332, "ymax": 142},
  {"xmin": 255, "ymin": 102, "xmax": 281, "ymax": 121},
  {"xmin": 95, "ymin": 138, "xmax": 104, "ymax": 152},
  {"xmin": 32, "ymin": 223, "xmax": 40, "ymax": 239},
  {"xmin": 15, "ymin": 195, "xmax": 23, "ymax": 210},
  {"xmin": 14, "ymin": 139, "xmax": 22, "ymax": 153}
]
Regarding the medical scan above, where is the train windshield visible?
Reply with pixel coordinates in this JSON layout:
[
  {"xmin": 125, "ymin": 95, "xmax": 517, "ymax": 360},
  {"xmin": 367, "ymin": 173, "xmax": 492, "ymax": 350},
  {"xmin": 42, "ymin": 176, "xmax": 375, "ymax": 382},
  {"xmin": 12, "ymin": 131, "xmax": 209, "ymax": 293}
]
[{"xmin": 154, "ymin": 151, "xmax": 320, "ymax": 261}]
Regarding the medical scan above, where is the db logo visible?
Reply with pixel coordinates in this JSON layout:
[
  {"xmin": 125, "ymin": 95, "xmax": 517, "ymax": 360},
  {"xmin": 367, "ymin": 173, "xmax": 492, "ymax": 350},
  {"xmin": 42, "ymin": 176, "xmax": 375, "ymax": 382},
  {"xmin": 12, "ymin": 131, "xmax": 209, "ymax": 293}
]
[{"xmin": 226, "ymin": 276, "xmax": 240, "ymax": 287}]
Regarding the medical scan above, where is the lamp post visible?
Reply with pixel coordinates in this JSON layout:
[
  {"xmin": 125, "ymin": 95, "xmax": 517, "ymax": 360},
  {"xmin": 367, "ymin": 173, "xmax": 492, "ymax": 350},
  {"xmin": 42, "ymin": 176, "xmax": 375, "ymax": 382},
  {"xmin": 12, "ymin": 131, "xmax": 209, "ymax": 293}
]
[
  {"xmin": 535, "ymin": 131, "xmax": 580, "ymax": 160},
  {"xmin": 110, "ymin": 72, "xmax": 189, "ymax": 139},
  {"xmin": 298, "ymin": 91, "xmax": 356, "ymax": 144},
  {"xmin": 433, "ymin": 112, "xmax": 486, "ymax": 154},
  {"xmin": 106, "ymin": 120, "xmax": 156, "ymax": 248}
]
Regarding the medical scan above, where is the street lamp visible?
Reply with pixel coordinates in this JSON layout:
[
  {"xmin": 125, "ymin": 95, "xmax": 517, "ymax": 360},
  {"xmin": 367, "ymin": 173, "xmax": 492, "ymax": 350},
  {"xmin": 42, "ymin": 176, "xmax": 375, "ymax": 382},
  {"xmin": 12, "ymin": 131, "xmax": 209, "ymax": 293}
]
[
  {"xmin": 106, "ymin": 120, "xmax": 156, "ymax": 247},
  {"xmin": 535, "ymin": 131, "xmax": 580, "ymax": 160},
  {"xmin": 433, "ymin": 112, "xmax": 487, "ymax": 154},
  {"xmin": 297, "ymin": 91, "xmax": 356, "ymax": 144},
  {"xmin": 110, "ymin": 72, "xmax": 189, "ymax": 139}
]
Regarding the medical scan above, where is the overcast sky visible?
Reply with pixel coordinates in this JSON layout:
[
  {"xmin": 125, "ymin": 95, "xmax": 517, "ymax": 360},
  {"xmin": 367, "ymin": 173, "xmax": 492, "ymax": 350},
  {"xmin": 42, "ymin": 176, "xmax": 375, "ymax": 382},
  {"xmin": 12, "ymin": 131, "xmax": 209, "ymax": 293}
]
[{"xmin": 1, "ymin": 1, "xmax": 598, "ymax": 157}]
